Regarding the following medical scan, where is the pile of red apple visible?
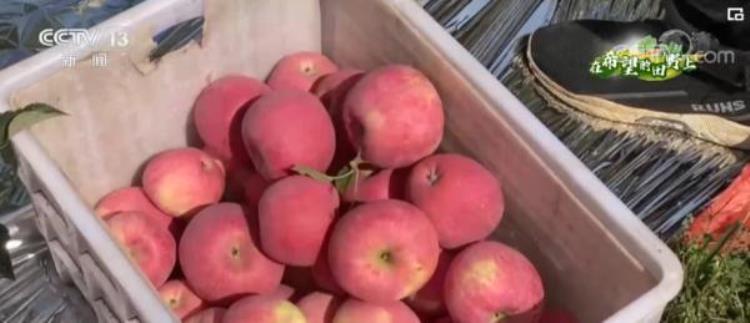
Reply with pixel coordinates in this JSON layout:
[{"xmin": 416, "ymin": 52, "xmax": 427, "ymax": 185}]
[{"xmin": 94, "ymin": 52, "xmax": 560, "ymax": 323}]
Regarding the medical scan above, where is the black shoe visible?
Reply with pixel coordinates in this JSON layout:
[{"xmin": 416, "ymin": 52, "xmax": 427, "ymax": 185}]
[{"xmin": 527, "ymin": 0, "xmax": 750, "ymax": 148}]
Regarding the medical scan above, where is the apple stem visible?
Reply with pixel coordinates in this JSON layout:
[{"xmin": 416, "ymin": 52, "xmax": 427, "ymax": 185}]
[
  {"xmin": 348, "ymin": 153, "xmax": 364, "ymax": 170},
  {"xmin": 492, "ymin": 312, "xmax": 507, "ymax": 322},
  {"xmin": 349, "ymin": 169, "xmax": 361, "ymax": 199},
  {"xmin": 291, "ymin": 165, "xmax": 337, "ymax": 183},
  {"xmin": 294, "ymin": 154, "xmax": 375, "ymax": 198},
  {"xmin": 379, "ymin": 250, "xmax": 394, "ymax": 264},
  {"xmin": 331, "ymin": 154, "xmax": 370, "ymax": 196},
  {"xmin": 329, "ymin": 168, "xmax": 355, "ymax": 180}
]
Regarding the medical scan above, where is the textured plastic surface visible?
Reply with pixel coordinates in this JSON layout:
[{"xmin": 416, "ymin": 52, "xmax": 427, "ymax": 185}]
[{"xmin": 0, "ymin": 0, "xmax": 682, "ymax": 322}]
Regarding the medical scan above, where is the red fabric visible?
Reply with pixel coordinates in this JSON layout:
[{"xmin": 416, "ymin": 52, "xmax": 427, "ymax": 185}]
[{"xmin": 689, "ymin": 165, "xmax": 750, "ymax": 239}]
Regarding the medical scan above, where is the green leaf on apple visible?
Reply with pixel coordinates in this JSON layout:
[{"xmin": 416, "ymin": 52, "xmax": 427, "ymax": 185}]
[
  {"xmin": 294, "ymin": 155, "xmax": 376, "ymax": 197},
  {"xmin": 292, "ymin": 165, "xmax": 358, "ymax": 183},
  {"xmin": 332, "ymin": 157, "xmax": 375, "ymax": 197},
  {"xmin": 333, "ymin": 165, "xmax": 355, "ymax": 194}
]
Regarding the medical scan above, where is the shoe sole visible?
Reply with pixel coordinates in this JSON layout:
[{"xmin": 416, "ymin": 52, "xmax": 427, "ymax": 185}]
[{"xmin": 527, "ymin": 33, "xmax": 750, "ymax": 150}]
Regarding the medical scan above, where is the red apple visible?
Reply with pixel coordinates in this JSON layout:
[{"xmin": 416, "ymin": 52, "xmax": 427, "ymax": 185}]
[
  {"xmin": 296, "ymin": 292, "xmax": 341, "ymax": 323},
  {"xmin": 267, "ymin": 52, "xmax": 338, "ymax": 92},
  {"xmin": 259, "ymin": 175, "xmax": 340, "ymax": 266},
  {"xmin": 142, "ymin": 147, "xmax": 225, "ymax": 217},
  {"xmin": 222, "ymin": 158, "xmax": 270, "ymax": 207},
  {"xmin": 343, "ymin": 168, "xmax": 391, "ymax": 203},
  {"xmin": 312, "ymin": 68, "xmax": 364, "ymax": 112},
  {"xmin": 106, "ymin": 212, "xmax": 176, "ymax": 287},
  {"xmin": 242, "ymin": 90, "xmax": 336, "ymax": 180},
  {"xmin": 312, "ymin": 69, "xmax": 364, "ymax": 173},
  {"xmin": 312, "ymin": 250, "xmax": 345, "ymax": 295},
  {"xmin": 95, "ymin": 186, "xmax": 173, "ymax": 229},
  {"xmin": 193, "ymin": 75, "xmax": 270, "ymax": 162},
  {"xmin": 158, "ymin": 279, "xmax": 204, "ymax": 319},
  {"xmin": 179, "ymin": 203, "xmax": 284, "ymax": 303},
  {"xmin": 444, "ymin": 241, "xmax": 544, "ymax": 323},
  {"xmin": 184, "ymin": 307, "xmax": 225, "ymax": 323},
  {"xmin": 220, "ymin": 157, "xmax": 251, "ymax": 200},
  {"xmin": 264, "ymin": 284, "xmax": 295, "ymax": 301},
  {"xmin": 343, "ymin": 167, "xmax": 410, "ymax": 203},
  {"xmin": 332, "ymin": 299, "xmax": 419, "ymax": 323},
  {"xmin": 342, "ymin": 65, "xmax": 444, "ymax": 168},
  {"xmin": 310, "ymin": 218, "xmax": 344, "ymax": 296},
  {"xmin": 328, "ymin": 199, "xmax": 440, "ymax": 302},
  {"xmin": 406, "ymin": 251, "xmax": 454, "ymax": 317},
  {"xmin": 407, "ymin": 154, "xmax": 504, "ymax": 249},
  {"xmin": 242, "ymin": 170, "xmax": 270, "ymax": 207},
  {"xmin": 223, "ymin": 295, "xmax": 306, "ymax": 323}
]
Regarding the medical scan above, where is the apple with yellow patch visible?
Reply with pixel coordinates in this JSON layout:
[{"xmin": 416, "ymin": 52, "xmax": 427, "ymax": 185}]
[
  {"xmin": 444, "ymin": 241, "xmax": 544, "ymax": 323},
  {"xmin": 158, "ymin": 279, "xmax": 204, "ymax": 319},
  {"xmin": 328, "ymin": 199, "xmax": 440, "ymax": 302},
  {"xmin": 223, "ymin": 295, "xmax": 307, "ymax": 323},
  {"xmin": 267, "ymin": 52, "xmax": 338, "ymax": 92},
  {"xmin": 332, "ymin": 299, "xmax": 419, "ymax": 323},
  {"xmin": 406, "ymin": 251, "xmax": 453, "ymax": 317},
  {"xmin": 143, "ymin": 147, "xmax": 225, "ymax": 217},
  {"xmin": 106, "ymin": 211, "xmax": 176, "ymax": 287}
]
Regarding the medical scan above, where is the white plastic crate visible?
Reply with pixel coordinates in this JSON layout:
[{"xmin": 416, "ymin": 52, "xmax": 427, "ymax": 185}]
[{"xmin": 0, "ymin": 0, "xmax": 682, "ymax": 322}]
